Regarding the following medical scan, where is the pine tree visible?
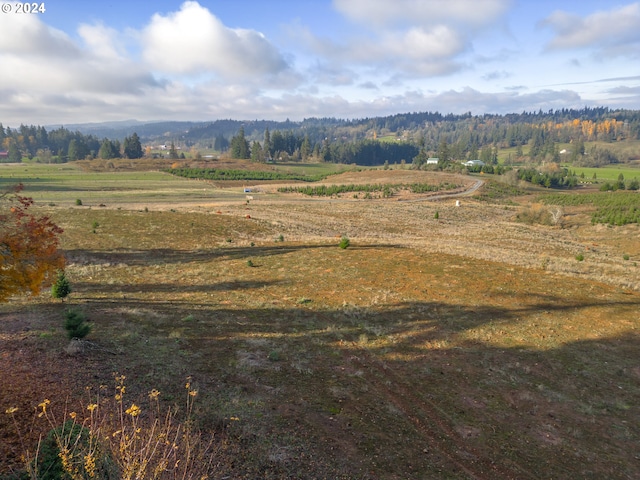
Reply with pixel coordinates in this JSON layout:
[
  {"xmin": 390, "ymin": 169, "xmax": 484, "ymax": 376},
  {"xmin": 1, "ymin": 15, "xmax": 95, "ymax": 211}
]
[
  {"xmin": 123, "ymin": 132, "xmax": 143, "ymax": 159},
  {"xmin": 51, "ymin": 269, "xmax": 71, "ymax": 301},
  {"xmin": 263, "ymin": 128, "xmax": 271, "ymax": 160},
  {"xmin": 230, "ymin": 127, "xmax": 250, "ymax": 159},
  {"xmin": 250, "ymin": 141, "xmax": 263, "ymax": 162},
  {"xmin": 99, "ymin": 139, "xmax": 114, "ymax": 159},
  {"xmin": 64, "ymin": 309, "xmax": 91, "ymax": 339},
  {"xmin": 169, "ymin": 142, "xmax": 179, "ymax": 159},
  {"xmin": 301, "ymin": 134, "xmax": 311, "ymax": 160},
  {"xmin": 7, "ymin": 141, "xmax": 21, "ymax": 162},
  {"xmin": 67, "ymin": 139, "xmax": 79, "ymax": 161}
]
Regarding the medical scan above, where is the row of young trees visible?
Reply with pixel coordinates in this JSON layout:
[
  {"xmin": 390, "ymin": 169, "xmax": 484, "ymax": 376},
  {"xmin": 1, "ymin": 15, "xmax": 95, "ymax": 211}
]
[{"xmin": 0, "ymin": 124, "xmax": 143, "ymax": 162}]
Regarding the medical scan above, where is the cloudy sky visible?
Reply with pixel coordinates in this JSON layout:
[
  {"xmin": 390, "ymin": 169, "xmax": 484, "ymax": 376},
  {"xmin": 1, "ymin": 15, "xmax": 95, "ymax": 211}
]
[{"xmin": 1, "ymin": 0, "xmax": 639, "ymax": 126}]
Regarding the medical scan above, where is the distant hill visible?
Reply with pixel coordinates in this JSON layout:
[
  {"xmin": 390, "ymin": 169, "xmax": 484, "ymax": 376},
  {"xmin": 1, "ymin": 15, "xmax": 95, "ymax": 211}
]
[{"xmin": 44, "ymin": 120, "xmax": 200, "ymax": 141}]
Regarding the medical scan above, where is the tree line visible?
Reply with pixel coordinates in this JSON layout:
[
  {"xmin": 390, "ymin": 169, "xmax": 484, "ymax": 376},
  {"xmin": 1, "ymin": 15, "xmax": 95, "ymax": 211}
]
[{"xmin": 0, "ymin": 124, "xmax": 143, "ymax": 162}]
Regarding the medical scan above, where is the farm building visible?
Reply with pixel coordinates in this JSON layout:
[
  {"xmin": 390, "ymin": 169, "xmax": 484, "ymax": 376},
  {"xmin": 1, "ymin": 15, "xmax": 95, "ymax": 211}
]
[
  {"xmin": 464, "ymin": 160, "xmax": 485, "ymax": 167},
  {"xmin": 426, "ymin": 157, "xmax": 439, "ymax": 165}
]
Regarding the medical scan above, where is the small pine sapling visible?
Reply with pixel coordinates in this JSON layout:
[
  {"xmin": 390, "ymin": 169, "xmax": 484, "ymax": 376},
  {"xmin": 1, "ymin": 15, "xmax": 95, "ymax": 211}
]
[
  {"xmin": 51, "ymin": 270, "xmax": 71, "ymax": 301},
  {"xmin": 339, "ymin": 236, "xmax": 350, "ymax": 249},
  {"xmin": 64, "ymin": 309, "xmax": 92, "ymax": 339}
]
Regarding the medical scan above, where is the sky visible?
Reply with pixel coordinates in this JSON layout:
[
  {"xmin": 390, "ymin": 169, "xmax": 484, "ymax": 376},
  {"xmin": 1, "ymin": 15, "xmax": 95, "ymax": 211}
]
[{"xmin": 1, "ymin": 0, "xmax": 639, "ymax": 126}]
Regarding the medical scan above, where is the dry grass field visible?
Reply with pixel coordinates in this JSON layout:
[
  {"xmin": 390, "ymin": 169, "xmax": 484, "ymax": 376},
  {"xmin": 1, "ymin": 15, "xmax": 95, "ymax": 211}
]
[{"xmin": 1, "ymin": 164, "xmax": 639, "ymax": 479}]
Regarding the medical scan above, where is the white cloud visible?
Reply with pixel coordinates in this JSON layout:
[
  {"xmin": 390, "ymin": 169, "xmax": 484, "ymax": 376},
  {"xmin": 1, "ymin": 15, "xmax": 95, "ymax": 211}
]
[
  {"xmin": 426, "ymin": 87, "xmax": 583, "ymax": 114},
  {"xmin": 293, "ymin": 0, "xmax": 510, "ymax": 84},
  {"xmin": 289, "ymin": 22, "xmax": 468, "ymax": 80},
  {"xmin": 541, "ymin": 2, "xmax": 640, "ymax": 58},
  {"xmin": 333, "ymin": 0, "xmax": 511, "ymax": 28},
  {"xmin": 78, "ymin": 23, "xmax": 128, "ymax": 61},
  {"xmin": 141, "ymin": 1, "xmax": 289, "ymax": 78},
  {"xmin": 386, "ymin": 26, "xmax": 466, "ymax": 60},
  {"xmin": 0, "ymin": 11, "xmax": 79, "ymax": 57}
]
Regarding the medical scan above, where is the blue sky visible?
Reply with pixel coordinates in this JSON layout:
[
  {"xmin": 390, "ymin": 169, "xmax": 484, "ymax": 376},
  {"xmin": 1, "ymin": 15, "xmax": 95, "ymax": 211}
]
[{"xmin": 1, "ymin": 0, "xmax": 639, "ymax": 126}]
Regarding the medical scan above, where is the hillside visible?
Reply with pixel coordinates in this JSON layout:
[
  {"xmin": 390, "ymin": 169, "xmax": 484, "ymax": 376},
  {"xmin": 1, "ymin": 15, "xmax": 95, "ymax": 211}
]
[{"xmin": 1, "ymin": 162, "xmax": 639, "ymax": 478}]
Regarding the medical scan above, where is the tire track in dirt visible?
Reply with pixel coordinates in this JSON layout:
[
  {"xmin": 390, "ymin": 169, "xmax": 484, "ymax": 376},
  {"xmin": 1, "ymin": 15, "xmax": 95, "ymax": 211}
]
[{"xmin": 344, "ymin": 346, "xmax": 536, "ymax": 480}]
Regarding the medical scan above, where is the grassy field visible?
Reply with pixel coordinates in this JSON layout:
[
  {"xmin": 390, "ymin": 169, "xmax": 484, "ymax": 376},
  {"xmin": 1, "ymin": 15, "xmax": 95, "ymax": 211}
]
[
  {"xmin": 564, "ymin": 164, "xmax": 640, "ymax": 182},
  {"xmin": 1, "ymin": 163, "xmax": 639, "ymax": 479},
  {"xmin": 498, "ymin": 139, "xmax": 640, "ymax": 166}
]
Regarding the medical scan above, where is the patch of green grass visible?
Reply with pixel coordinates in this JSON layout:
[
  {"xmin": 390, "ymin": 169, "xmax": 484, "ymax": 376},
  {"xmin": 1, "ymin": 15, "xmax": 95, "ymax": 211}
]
[
  {"xmin": 565, "ymin": 165, "xmax": 640, "ymax": 182},
  {"xmin": 541, "ymin": 191, "xmax": 640, "ymax": 225},
  {"xmin": 475, "ymin": 179, "xmax": 527, "ymax": 203}
]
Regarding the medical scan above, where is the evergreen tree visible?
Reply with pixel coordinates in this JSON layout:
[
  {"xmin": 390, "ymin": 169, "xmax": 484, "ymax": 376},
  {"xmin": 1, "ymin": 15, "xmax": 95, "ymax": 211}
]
[
  {"xmin": 64, "ymin": 309, "xmax": 91, "ymax": 339},
  {"xmin": 213, "ymin": 133, "xmax": 228, "ymax": 152},
  {"xmin": 123, "ymin": 132, "xmax": 143, "ymax": 159},
  {"xmin": 412, "ymin": 148, "xmax": 428, "ymax": 168},
  {"xmin": 263, "ymin": 128, "xmax": 271, "ymax": 160},
  {"xmin": 300, "ymin": 134, "xmax": 311, "ymax": 160},
  {"xmin": 67, "ymin": 139, "xmax": 79, "ymax": 161},
  {"xmin": 169, "ymin": 141, "xmax": 179, "ymax": 159},
  {"xmin": 230, "ymin": 127, "xmax": 250, "ymax": 159},
  {"xmin": 98, "ymin": 139, "xmax": 119, "ymax": 159},
  {"xmin": 51, "ymin": 270, "xmax": 71, "ymax": 301},
  {"xmin": 437, "ymin": 139, "xmax": 450, "ymax": 167},
  {"xmin": 250, "ymin": 141, "xmax": 263, "ymax": 162},
  {"xmin": 7, "ymin": 141, "xmax": 21, "ymax": 162}
]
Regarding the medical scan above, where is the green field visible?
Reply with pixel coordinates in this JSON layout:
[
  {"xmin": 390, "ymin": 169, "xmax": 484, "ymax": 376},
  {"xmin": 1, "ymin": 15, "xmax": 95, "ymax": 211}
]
[
  {"xmin": 0, "ymin": 162, "xmax": 238, "ymax": 206},
  {"xmin": 564, "ymin": 164, "xmax": 640, "ymax": 182}
]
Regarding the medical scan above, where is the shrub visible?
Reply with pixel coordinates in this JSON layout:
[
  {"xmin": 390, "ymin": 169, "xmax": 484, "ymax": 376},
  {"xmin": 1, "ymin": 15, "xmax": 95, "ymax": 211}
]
[
  {"xmin": 623, "ymin": 254, "xmax": 630, "ymax": 261},
  {"xmin": 268, "ymin": 350, "xmax": 281, "ymax": 361},
  {"xmin": 434, "ymin": 211, "xmax": 439, "ymax": 219},
  {"xmin": 51, "ymin": 270, "xmax": 71, "ymax": 301},
  {"xmin": 339, "ymin": 236, "xmax": 350, "ymax": 249},
  {"xmin": 7, "ymin": 377, "xmax": 217, "ymax": 480},
  {"xmin": 75, "ymin": 199, "xmax": 82, "ymax": 206},
  {"xmin": 246, "ymin": 259, "xmax": 254, "ymax": 267},
  {"xmin": 64, "ymin": 309, "xmax": 92, "ymax": 340},
  {"xmin": 516, "ymin": 203, "xmax": 553, "ymax": 226},
  {"xmin": 575, "ymin": 253, "xmax": 584, "ymax": 262},
  {"xmin": 37, "ymin": 420, "xmax": 116, "ymax": 480}
]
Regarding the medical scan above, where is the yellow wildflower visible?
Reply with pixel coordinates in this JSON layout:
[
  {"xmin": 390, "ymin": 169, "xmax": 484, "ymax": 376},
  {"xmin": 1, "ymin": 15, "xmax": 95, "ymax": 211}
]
[
  {"xmin": 38, "ymin": 399, "xmax": 50, "ymax": 417},
  {"xmin": 188, "ymin": 389, "xmax": 198, "ymax": 397},
  {"xmin": 84, "ymin": 453, "xmax": 96, "ymax": 478},
  {"xmin": 5, "ymin": 407, "xmax": 18, "ymax": 414},
  {"xmin": 125, "ymin": 403, "xmax": 141, "ymax": 417},
  {"xmin": 87, "ymin": 403, "xmax": 98, "ymax": 412},
  {"xmin": 69, "ymin": 412, "xmax": 77, "ymax": 420},
  {"xmin": 148, "ymin": 389, "xmax": 160, "ymax": 400}
]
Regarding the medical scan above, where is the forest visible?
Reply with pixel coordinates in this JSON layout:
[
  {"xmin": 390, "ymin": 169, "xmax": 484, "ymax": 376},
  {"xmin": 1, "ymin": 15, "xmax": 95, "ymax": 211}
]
[{"xmin": 2, "ymin": 107, "xmax": 640, "ymax": 166}]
